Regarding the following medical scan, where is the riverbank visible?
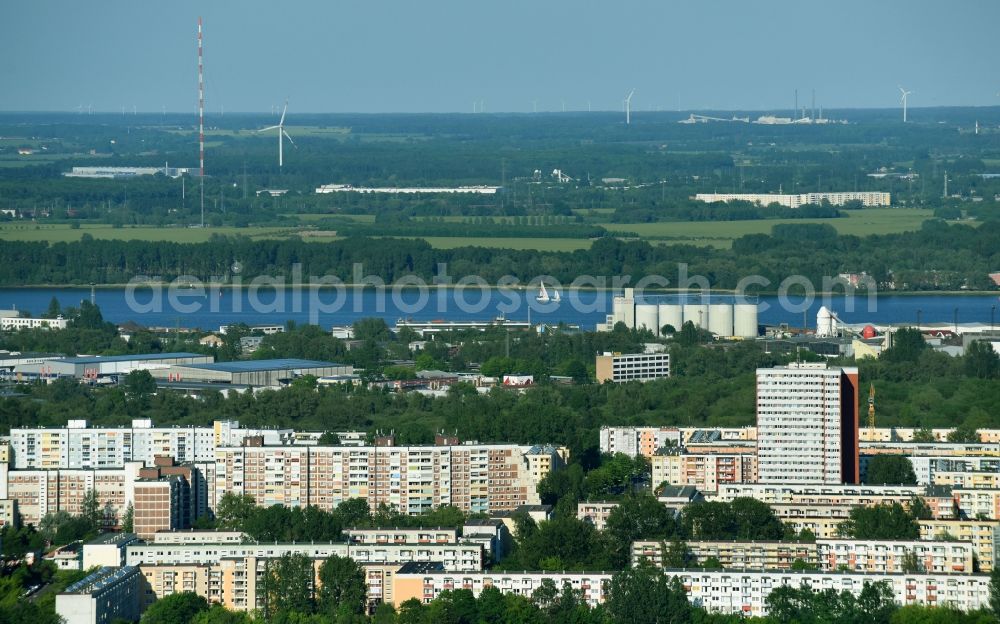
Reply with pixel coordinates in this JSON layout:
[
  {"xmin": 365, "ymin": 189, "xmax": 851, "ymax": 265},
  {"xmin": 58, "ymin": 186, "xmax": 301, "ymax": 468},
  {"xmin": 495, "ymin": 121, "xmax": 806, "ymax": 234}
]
[{"xmin": 2, "ymin": 283, "xmax": 997, "ymax": 297}]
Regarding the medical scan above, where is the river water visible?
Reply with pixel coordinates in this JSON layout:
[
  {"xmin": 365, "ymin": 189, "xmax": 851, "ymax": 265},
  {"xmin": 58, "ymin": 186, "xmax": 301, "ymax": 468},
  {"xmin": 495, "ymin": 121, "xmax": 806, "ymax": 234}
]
[{"xmin": 1, "ymin": 288, "xmax": 998, "ymax": 332}]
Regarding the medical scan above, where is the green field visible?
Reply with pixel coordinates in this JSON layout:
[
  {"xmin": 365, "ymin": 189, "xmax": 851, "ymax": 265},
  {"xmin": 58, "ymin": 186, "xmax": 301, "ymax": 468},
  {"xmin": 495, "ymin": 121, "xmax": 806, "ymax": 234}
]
[
  {"xmin": 288, "ymin": 213, "xmax": 376, "ymax": 223},
  {"xmin": 0, "ymin": 223, "xmax": 295, "ymax": 243},
  {"xmin": 600, "ymin": 208, "xmax": 937, "ymax": 247},
  {"xmin": 388, "ymin": 236, "xmax": 593, "ymax": 251},
  {"xmin": 0, "ymin": 208, "xmax": 938, "ymax": 250}
]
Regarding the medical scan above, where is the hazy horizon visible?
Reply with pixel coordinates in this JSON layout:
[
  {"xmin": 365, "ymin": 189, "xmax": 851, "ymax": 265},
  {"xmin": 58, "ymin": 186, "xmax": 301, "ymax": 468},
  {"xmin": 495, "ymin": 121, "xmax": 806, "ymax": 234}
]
[{"xmin": 3, "ymin": 0, "xmax": 999, "ymax": 114}]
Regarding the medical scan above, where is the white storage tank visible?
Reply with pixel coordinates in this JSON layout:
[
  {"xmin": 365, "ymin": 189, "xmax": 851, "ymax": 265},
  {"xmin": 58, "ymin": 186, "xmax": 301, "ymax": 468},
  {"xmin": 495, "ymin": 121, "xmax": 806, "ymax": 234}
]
[
  {"xmin": 816, "ymin": 306, "xmax": 833, "ymax": 337},
  {"xmin": 733, "ymin": 303, "xmax": 759, "ymax": 338},
  {"xmin": 682, "ymin": 304, "xmax": 709, "ymax": 331},
  {"xmin": 635, "ymin": 304, "xmax": 660, "ymax": 335},
  {"xmin": 708, "ymin": 303, "xmax": 734, "ymax": 337},
  {"xmin": 658, "ymin": 304, "xmax": 684, "ymax": 334}
]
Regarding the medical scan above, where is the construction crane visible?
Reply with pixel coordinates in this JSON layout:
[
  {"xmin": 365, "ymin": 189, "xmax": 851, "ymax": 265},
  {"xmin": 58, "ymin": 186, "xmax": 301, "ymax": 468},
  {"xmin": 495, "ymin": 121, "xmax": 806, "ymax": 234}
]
[{"xmin": 867, "ymin": 383, "xmax": 876, "ymax": 429}]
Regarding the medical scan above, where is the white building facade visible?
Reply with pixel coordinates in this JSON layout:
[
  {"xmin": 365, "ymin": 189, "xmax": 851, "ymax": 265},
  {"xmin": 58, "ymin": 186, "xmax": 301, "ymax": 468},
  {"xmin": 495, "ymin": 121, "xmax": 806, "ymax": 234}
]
[{"xmin": 756, "ymin": 363, "xmax": 859, "ymax": 484}]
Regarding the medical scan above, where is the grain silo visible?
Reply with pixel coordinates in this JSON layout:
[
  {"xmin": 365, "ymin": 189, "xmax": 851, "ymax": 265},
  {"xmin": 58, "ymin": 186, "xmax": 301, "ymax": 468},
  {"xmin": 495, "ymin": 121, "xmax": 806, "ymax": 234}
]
[
  {"xmin": 733, "ymin": 302, "xmax": 759, "ymax": 338},
  {"xmin": 682, "ymin": 303, "xmax": 709, "ymax": 331},
  {"xmin": 635, "ymin": 303, "xmax": 660, "ymax": 335},
  {"xmin": 708, "ymin": 302, "xmax": 734, "ymax": 337},
  {"xmin": 658, "ymin": 303, "xmax": 684, "ymax": 334}
]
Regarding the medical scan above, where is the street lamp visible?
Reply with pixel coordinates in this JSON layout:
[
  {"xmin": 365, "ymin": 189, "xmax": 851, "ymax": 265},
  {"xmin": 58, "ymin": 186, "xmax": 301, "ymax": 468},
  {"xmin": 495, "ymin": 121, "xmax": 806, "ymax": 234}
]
[
  {"xmin": 954, "ymin": 307, "xmax": 959, "ymax": 333},
  {"xmin": 992, "ymin": 305, "xmax": 996, "ymax": 334},
  {"xmin": 916, "ymin": 309, "xmax": 922, "ymax": 329}
]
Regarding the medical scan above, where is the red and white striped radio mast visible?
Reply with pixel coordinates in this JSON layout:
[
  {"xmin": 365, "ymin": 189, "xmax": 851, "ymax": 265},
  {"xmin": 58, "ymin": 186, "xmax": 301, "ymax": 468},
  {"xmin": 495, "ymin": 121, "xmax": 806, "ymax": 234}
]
[{"xmin": 198, "ymin": 16, "xmax": 205, "ymax": 227}]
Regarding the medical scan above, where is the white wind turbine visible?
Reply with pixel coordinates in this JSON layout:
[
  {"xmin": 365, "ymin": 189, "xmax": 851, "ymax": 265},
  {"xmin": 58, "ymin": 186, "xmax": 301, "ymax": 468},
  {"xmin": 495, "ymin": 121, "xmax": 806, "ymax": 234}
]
[
  {"xmin": 899, "ymin": 86, "xmax": 912, "ymax": 123},
  {"xmin": 259, "ymin": 100, "xmax": 295, "ymax": 168},
  {"xmin": 624, "ymin": 89, "xmax": 635, "ymax": 125}
]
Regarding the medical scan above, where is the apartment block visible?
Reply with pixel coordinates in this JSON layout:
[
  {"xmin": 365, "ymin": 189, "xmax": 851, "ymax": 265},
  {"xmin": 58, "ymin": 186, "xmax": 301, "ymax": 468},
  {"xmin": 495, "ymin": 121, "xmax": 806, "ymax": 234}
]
[
  {"xmin": 392, "ymin": 568, "xmax": 611, "ymax": 608},
  {"xmin": 10, "ymin": 419, "xmax": 215, "ymax": 469},
  {"xmin": 390, "ymin": 569, "xmax": 988, "ymax": 615},
  {"xmin": 0, "ymin": 498, "xmax": 16, "ymax": 528},
  {"xmin": 152, "ymin": 530, "xmax": 245, "ymax": 544},
  {"xmin": 716, "ymin": 484, "xmax": 956, "ymax": 525},
  {"xmin": 652, "ymin": 450, "xmax": 757, "ymax": 493},
  {"xmin": 859, "ymin": 428, "xmax": 1000, "ymax": 444},
  {"xmin": 919, "ymin": 519, "xmax": 1000, "ymax": 571},
  {"xmin": 632, "ymin": 536, "xmax": 976, "ymax": 576},
  {"xmin": 632, "ymin": 540, "xmax": 817, "ymax": 571},
  {"xmin": 777, "ymin": 517, "xmax": 998, "ymax": 572},
  {"xmin": 214, "ymin": 442, "xmax": 564, "ymax": 516},
  {"xmin": 82, "ymin": 532, "xmax": 140, "ymax": 569},
  {"xmin": 133, "ymin": 477, "xmax": 186, "ymax": 540},
  {"xmin": 1, "ymin": 459, "xmax": 207, "ymax": 529},
  {"xmin": 595, "ymin": 352, "xmax": 670, "ymax": 383},
  {"xmin": 756, "ymin": 363, "xmax": 859, "ymax": 484},
  {"xmin": 679, "ymin": 569, "xmax": 986, "ymax": 616},
  {"xmin": 345, "ymin": 527, "xmax": 459, "ymax": 544},
  {"xmin": 954, "ymin": 488, "xmax": 1000, "ymax": 521},
  {"xmin": 599, "ymin": 426, "xmax": 681, "ymax": 459},
  {"xmin": 461, "ymin": 519, "xmax": 513, "ymax": 563},
  {"xmin": 9, "ymin": 419, "xmax": 295, "ymax": 470},
  {"xmin": 138, "ymin": 558, "xmax": 403, "ymax": 612},
  {"xmin": 0, "ymin": 462, "xmax": 138, "ymax": 527},
  {"xmin": 56, "ymin": 566, "xmax": 141, "ymax": 624},
  {"xmin": 132, "ymin": 539, "xmax": 485, "ymax": 612},
  {"xmin": 577, "ymin": 501, "xmax": 619, "ymax": 531},
  {"xmin": 126, "ymin": 541, "xmax": 483, "ymax": 572},
  {"xmin": 817, "ymin": 539, "xmax": 975, "ymax": 574}
]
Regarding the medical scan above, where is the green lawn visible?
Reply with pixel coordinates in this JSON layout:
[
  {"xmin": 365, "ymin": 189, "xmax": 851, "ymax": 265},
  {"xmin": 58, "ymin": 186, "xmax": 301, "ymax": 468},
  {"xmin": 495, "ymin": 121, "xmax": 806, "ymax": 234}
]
[{"xmin": 600, "ymin": 208, "xmax": 936, "ymax": 247}]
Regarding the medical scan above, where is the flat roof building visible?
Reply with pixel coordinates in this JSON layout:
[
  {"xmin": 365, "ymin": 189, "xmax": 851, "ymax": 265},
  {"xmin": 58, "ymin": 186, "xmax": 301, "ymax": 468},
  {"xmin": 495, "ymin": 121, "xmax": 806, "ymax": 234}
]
[
  {"xmin": 13, "ymin": 352, "xmax": 211, "ymax": 380},
  {"xmin": 756, "ymin": 363, "xmax": 859, "ymax": 484},
  {"xmin": 152, "ymin": 358, "xmax": 351, "ymax": 387},
  {"xmin": 56, "ymin": 566, "xmax": 141, "ymax": 624},
  {"xmin": 596, "ymin": 352, "xmax": 670, "ymax": 383},
  {"xmin": 694, "ymin": 192, "xmax": 891, "ymax": 208}
]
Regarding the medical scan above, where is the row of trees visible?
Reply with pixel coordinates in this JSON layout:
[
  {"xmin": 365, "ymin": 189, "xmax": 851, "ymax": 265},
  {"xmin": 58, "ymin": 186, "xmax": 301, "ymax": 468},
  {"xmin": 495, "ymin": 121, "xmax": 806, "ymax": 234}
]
[
  {"xmin": 133, "ymin": 569, "xmax": 998, "ymax": 624},
  {"xmin": 2, "ymin": 219, "xmax": 1000, "ymax": 290}
]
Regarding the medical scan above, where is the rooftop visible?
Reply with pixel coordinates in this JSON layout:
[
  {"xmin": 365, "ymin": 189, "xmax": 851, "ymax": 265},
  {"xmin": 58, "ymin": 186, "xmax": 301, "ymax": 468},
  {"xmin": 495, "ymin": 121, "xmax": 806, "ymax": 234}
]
[
  {"xmin": 397, "ymin": 561, "xmax": 446, "ymax": 574},
  {"xmin": 658, "ymin": 485, "xmax": 701, "ymax": 499},
  {"xmin": 62, "ymin": 566, "xmax": 137, "ymax": 595},
  {"xmin": 177, "ymin": 358, "xmax": 343, "ymax": 373},
  {"xmin": 86, "ymin": 532, "xmax": 138, "ymax": 546},
  {"xmin": 58, "ymin": 352, "xmax": 203, "ymax": 365}
]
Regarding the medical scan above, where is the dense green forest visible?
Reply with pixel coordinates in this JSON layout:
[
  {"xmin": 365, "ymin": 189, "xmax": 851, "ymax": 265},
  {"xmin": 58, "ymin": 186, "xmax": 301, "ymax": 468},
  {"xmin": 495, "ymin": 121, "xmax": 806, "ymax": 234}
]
[{"xmin": 1, "ymin": 219, "xmax": 998, "ymax": 290}]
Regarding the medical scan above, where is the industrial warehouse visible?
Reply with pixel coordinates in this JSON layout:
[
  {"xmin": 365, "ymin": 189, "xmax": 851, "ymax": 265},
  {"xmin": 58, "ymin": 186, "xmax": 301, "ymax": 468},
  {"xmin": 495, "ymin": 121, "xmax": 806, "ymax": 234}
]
[
  {"xmin": 6, "ymin": 353, "xmax": 351, "ymax": 389},
  {"xmin": 10, "ymin": 352, "xmax": 211, "ymax": 381},
  {"xmin": 149, "ymin": 358, "xmax": 353, "ymax": 386}
]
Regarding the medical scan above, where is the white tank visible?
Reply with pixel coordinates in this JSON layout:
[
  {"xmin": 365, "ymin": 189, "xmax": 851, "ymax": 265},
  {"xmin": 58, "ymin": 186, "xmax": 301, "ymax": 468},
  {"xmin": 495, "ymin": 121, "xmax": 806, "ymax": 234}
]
[
  {"xmin": 658, "ymin": 304, "xmax": 684, "ymax": 334},
  {"xmin": 733, "ymin": 303, "xmax": 759, "ymax": 338},
  {"xmin": 816, "ymin": 306, "xmax": 833, "ymax": 337},
  {"xmin": 683, "ymin": 304, "xmax": 709, "ymax": 331},
  {"xmin": 708, "ymin": 303, "xmax": 734, "ymax": 337},
  {"xmin": 635, "ymin": 304, "xmax": 660, "ymax": 335}
]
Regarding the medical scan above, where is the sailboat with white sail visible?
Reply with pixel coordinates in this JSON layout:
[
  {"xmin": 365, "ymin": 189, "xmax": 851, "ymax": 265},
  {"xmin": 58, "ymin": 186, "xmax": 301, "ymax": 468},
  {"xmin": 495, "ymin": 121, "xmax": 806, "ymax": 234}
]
[{"xmin": 536, "ymin": 282, "xmax": 550, "ymax": 303}]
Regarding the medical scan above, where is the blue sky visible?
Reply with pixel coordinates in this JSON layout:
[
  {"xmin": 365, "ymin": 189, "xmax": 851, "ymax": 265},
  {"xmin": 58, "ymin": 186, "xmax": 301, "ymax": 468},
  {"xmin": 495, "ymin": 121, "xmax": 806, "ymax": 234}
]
[{"xmin": 2, "ymin": 0, "xmax": 998, "ymax": 113}]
